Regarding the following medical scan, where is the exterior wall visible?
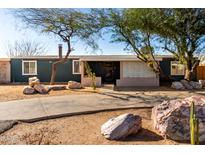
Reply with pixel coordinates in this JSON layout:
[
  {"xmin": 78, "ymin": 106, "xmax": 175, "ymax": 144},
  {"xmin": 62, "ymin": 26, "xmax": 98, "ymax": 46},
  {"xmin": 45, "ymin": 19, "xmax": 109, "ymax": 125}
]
[
  {"xmin": 122, "ymin": 61, "xmax": 156, "ymax": 78},
  {"xmin": 81, "ymin": 77, "xmax": 102, "ymax": 87},
  {"xmin": 160, "ymin": 58, "xmax": 197, "ymax": 81},
  {"xmin": 116, "ymin": 77, "xmax": 159, "ymax": 87},
  {"xmin": 11, "ymin": 59, "xmax": 81, "ymax": 83},
  {"xmin": 117, "ymin": 61, "xmax": 159, "ymax": 87},
  {"xmin": 160, "ymin": 60, "xmax": 184, "ymax": 81},
  {"xmin": 0, "ymin": 61, "xmax": 10, "ymax": 83}
]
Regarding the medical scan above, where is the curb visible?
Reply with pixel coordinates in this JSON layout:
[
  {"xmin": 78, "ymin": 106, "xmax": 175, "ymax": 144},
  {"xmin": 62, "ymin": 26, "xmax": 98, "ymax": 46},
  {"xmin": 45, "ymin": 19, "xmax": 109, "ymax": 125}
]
[{"xmin": 19, "ymin": 106, "xmax": 154, "ymax": 123}]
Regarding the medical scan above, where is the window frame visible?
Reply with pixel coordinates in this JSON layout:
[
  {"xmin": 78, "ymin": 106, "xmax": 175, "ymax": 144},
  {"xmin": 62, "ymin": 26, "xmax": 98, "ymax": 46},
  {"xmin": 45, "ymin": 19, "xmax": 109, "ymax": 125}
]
[
  {"xmin": 170, "ymin": 61, "xmax": 185, "ymax": 76},
  {"xmin": 22, "ymin": 60, "xmax": 37, "ymax": 76},
  {"xmin": 72, "ymin": 60, "xmax": 81, "ymax": 74}
]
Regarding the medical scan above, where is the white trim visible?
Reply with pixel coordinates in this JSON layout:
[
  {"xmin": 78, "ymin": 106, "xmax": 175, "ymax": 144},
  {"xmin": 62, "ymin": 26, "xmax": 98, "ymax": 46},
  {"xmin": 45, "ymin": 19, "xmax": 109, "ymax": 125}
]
[
  {"xmin": 72, "ymin": 60, "xmax": 81, "ymax": 74},
  {"xmin": 22, "ymin": 60, "xmax": 37, "ymax": 76},
  {"xmin": 170, "ymin": 61, "xmax": 185, "ymax": 76}
]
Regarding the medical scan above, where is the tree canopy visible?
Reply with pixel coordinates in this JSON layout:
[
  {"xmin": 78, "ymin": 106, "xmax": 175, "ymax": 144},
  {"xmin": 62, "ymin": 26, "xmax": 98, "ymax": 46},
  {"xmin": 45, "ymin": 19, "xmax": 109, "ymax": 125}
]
[
  {"xmin": 13, "ymin": 8, "xmax": 205, "ymax": 81},
  {"xmin": 93, "ymin": 8, "xmax": 205, "ymax": 80},
  {"xmin": 14, "ymin": 8, "xmax": 101, "ymax": 84}
]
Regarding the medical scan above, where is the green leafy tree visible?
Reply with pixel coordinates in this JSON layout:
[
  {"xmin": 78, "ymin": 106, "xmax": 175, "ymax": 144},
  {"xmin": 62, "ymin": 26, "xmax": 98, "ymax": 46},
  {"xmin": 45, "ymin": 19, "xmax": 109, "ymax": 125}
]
[
  {"xmin": 94, "ymin": 8, "xmax": 205, "ymax": 80},
  {"xmin": 13, "ymin": 9, "xmax": 100, "ymax": 84},
  {"xmin": 142, "ymin": 8, "xmax": 205, "ymax": 81},
  {"xmin": 92, "ymin": 9, "xmax": 161, "ymax": 76}
]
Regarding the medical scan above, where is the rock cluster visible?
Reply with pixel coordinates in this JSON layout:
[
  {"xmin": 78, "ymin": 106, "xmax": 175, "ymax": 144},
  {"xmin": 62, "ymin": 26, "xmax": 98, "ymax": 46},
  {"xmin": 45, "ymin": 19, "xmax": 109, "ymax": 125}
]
[
  {"xmin": 101, "ymin": 113, "xmax": 142, "ymax": 140},
  {"xmin": 152, "ymin": 95, "xmax": 205, "ymax": 142},
  {"xmin": 23, "ymin": 77, "xmax": 83, "ymax": 95},
  {"xmin": 171, "ymin": 79, "xmax": 203, "ymax": 90},
  {"xmin": 23, "ymin": 77, "xmax": 49, "ymax": 94}
]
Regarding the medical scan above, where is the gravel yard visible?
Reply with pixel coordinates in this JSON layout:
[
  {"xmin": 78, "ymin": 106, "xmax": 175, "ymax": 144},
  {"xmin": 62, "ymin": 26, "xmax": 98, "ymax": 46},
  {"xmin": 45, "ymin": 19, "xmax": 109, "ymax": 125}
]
[
  {"xmin": 0, "ymin": 84, "xmax": 97, "ymax": 102},
  {"xmin": 1, "ymin": 84, "xmax": 204, "ymax": 103},
  {"xmin": 0, "ymin": 108, "xmax": 181, "ymax": 145}
]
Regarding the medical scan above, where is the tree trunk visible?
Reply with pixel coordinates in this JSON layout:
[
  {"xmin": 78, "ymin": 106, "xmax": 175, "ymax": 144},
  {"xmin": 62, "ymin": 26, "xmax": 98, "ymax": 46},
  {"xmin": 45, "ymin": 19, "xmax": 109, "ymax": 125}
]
[
  {"xmin": 184, "ymin": 60, "xmax": 199, "ymax": 81},
  {"xmin": 50, "ymin": 40, "xmax": 71, "ymax": 85},
  {"xmin": 184, "ymin": 69, "xmax": 192, "ymax": 81},
  {"xmin": 50, "ymin": 61, "xmax": 61, "ymax": 85}
]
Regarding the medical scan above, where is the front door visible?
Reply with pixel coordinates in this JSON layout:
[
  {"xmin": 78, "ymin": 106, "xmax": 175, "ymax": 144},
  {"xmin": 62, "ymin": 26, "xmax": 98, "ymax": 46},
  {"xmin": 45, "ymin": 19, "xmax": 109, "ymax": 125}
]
[{"xmin": 103, "ymin": 62, "xmax": 114, "ymax": 83}]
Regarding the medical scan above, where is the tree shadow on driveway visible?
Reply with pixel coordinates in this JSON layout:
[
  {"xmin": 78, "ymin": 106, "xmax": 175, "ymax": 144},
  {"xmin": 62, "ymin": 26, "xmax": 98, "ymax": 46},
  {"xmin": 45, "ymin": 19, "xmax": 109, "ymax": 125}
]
[{"xmin": 99, "ymin": 91, "xmax": 173, "ymax": 105}]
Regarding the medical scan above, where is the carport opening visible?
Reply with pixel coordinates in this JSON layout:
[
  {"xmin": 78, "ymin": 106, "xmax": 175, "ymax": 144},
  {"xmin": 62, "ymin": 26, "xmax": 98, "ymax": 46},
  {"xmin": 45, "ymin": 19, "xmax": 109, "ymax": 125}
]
[{"xmin": 85, "ymin": 61, "xmax": 120, "ymax": 85}]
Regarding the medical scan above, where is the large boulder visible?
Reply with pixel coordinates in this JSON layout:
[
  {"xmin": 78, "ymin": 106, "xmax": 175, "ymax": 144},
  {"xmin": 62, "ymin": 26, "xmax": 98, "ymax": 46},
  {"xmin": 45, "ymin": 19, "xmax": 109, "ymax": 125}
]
[
  {"xmin": 171, "ymin": 81, "xmax": 185, "ymax": 90},
  {"xmin": 190, "ymin": 81, "xmax": 203, "ymax": 89},
  {"xmin": 23, "ymin": 86, "xmax": 36, "ymax": 95},
  {"xmin": 29, "ymin": 77, "xmax": 40, "ymax": 87},
  {"xmin": 34, "ymin": 84, "xmax": 49, "ymax": 94},
  {"xmin": 101, "ymin": 113, "xmax": 142, "ymax": 140},
  {"xmin": 67, "ymin": 81, "xmax": 82, "ymax": 89},
  {"xmin": 180, "ymin": 79, "xmax": 193, "ymax": 90},
  {"xmin": 152, "ymin": 96, "xmax": 205, "ymax": 142}
]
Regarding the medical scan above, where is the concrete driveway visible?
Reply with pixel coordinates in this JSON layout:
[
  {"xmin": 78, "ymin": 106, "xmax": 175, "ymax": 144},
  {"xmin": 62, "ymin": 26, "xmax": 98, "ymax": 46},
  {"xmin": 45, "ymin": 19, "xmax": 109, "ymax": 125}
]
[
  {"xmin": 0, "ymin": 89, "xmax": 203, "ymax": 122},
  {"xmin": 0, "ymin": 91, "xmax": 164, "ymax": 121}
]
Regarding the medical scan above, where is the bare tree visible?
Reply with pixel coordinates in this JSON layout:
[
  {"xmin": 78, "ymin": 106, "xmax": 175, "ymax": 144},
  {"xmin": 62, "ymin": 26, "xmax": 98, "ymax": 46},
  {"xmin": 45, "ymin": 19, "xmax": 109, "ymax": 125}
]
[
  {"xmin": 6, "ymin": 40, "xmax": 47, "ymax": 57},
  {"xmin": 13, "ymin": 9, "xmax": 100, "ymax": 85}
]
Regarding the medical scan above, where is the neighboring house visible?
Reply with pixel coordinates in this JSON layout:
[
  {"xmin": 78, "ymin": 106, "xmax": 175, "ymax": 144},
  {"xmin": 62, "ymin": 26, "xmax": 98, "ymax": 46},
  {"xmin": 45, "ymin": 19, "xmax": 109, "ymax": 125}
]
[
  {"xmin": 0, "ymin": 58, "xmax": 11, "ymax": 83},
  {"xmin": 7, "ymin": 54, "xmax": 188, "ymax": 87}
]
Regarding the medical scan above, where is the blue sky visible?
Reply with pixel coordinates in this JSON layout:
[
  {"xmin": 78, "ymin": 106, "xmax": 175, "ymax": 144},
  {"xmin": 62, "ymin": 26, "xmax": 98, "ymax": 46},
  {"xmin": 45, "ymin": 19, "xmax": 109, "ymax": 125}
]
[{"xmin": 0, "ymin": 9, "xmax": 129, "ymax": 57}]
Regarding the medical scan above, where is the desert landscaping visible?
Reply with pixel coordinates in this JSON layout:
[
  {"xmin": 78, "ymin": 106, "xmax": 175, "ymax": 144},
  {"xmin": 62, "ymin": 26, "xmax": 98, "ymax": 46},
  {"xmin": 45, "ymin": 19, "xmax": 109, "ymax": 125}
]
[
  {"xmin": 0, "ymin": 84, "xmax": 97, "ymax": 102},
  {"xmin": 0, "ymin": 108, "xmax": 179, "ymax": 145},
  {"xmin": 0, "ymin": 79, "xmax": 205, "ymax": 144}
]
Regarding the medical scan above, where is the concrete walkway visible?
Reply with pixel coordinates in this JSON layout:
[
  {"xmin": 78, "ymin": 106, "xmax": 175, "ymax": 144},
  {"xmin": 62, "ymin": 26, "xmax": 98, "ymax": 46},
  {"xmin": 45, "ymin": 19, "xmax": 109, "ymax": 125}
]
[{"xmin": 0, "ymin": 91, "xmax": 161, "ymax": 122}]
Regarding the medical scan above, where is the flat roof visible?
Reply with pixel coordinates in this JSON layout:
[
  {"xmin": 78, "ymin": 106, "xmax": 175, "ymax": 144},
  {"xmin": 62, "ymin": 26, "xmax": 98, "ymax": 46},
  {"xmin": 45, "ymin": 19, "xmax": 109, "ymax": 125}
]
[
  {"xmin": 8, "ymin": 55, "xmax": 174, "ymax": 61},
  {"xmin": 79, "ymin": 55, "xmax": 164, "ymax": 61}
]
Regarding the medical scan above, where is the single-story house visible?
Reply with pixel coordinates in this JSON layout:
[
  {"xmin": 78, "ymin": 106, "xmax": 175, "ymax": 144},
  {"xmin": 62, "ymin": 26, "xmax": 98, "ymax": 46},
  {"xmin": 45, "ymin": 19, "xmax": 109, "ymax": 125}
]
[{"xmin": 0, "ymin": 54, "xmax": 191, "ymax": 87}]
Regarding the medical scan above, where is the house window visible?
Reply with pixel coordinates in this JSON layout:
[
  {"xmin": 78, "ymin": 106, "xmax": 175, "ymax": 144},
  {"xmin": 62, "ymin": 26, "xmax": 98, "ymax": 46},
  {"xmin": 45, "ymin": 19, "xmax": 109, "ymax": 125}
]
[
  {"xmin": 22, "ymin": 60, "xmax": 37, "ymax": 75},
  {"xmin": 72, "ymin": 60, "xmax": 81, "ymax": 74},
  {"xmin": 171, "ymin": 61, "xmax": 185, "ymax": 75}
]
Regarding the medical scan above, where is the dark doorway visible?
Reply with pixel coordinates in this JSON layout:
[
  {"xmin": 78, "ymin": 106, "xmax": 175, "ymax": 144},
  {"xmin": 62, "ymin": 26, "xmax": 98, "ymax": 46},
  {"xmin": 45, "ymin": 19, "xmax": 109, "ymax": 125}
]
[
  {"xmin": 86, "ymin": 61, "xmax": 120, "ymax": 84},
  {"xmin": 102, "ymin": 62, "xmax": 114, "ymax": 83}
]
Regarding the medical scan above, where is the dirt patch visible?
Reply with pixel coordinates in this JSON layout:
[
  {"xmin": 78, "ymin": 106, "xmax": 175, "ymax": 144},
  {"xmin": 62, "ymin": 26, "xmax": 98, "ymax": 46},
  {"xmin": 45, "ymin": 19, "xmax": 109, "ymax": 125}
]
[
  {"xmin": 0, "ymin": 108, "xmax": 182, "ymax": 145},
  {"xmin": 1, "ymin": 84, "xmax": 204, "ymax": 103},
  {"xmin": 0, "ymin": 85, "xmax": 98, "ymax": 102}
]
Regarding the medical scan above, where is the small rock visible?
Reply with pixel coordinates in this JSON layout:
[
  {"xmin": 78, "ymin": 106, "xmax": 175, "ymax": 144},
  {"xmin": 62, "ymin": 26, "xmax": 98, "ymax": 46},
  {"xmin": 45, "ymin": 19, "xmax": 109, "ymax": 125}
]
[
  {"xmin": 48, "ymin": 85, "xmax": 67, "ymax": 91},
  {"xmin": 68, "ymin": 81, "xmax": 82, "ymax": 89},
  {"xmin": 171, "ymin": 81, "xmax": 185, "ymax": 90},
  {"xmin": 190, "ymin": 81, "xmax": 202, "ymax": 89},
  {"xmin": 23, "ymin": 86, "xmax": 36, "ymax": 95},
  {"xmin": 29, "ymin": 77, "xmax": 40, "ymax": 87},
  {"xmin": 34, "ymin": 84, "xmax": 49, "ymax": 94},
  {"xmin": 101, "ymin": 113, "xmax": 142, "ymax": 140},
  {"xmin": 181, "ymin": 79, "xmax": 193, "ymax": 90},
  {"xmin": 199, "ymin": 80, "xmax": 205, "ymax": 87}
]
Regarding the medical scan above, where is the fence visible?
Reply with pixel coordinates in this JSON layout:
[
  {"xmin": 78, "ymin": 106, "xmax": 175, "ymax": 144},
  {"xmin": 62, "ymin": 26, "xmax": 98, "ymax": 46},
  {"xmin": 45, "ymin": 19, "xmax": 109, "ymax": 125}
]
[{"xmin": 197, "ymin": 66, "xmax": 205, "ymax": 80}]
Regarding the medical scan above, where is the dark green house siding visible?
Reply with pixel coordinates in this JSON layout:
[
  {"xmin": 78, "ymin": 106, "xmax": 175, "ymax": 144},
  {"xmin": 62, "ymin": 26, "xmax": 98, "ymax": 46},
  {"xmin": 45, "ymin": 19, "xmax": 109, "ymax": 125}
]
[
  {"xmin": 160, "ymin": 58, "xmax": 196, "ymax": 81},
  {"xmin": 11, "ymin": 59, "xmax": 81, "ymax": 83},
  {"xmin": 160, "ymin": 60, "xmax": 184, "ymax": 81}
]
